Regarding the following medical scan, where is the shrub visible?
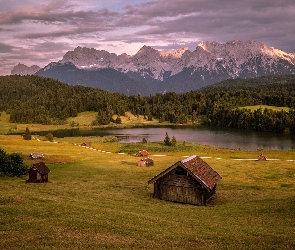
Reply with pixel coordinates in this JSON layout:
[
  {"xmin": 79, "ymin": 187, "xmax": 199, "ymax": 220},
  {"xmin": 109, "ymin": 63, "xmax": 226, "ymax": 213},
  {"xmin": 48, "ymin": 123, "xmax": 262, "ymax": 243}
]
[
  {"xmin": 46, "ymin": 133, "xmax": 54, "ymax": 141},
  {"xmin": 0, "ymin": 148, "xmax": 28, "ymax": 176}
]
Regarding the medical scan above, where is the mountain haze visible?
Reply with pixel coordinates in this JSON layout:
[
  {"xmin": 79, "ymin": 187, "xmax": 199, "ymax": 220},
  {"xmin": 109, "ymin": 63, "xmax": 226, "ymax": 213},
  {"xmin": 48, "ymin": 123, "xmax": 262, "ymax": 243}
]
[{"xmin": 12, "ymin": 40, "xmax": 295, "ymax": 95}]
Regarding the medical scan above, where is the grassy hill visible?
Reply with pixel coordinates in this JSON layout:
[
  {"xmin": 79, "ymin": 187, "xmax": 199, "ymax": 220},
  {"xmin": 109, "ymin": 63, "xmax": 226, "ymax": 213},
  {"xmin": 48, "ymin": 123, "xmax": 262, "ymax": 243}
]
[{"xmin": 0, "ymin": 135, "xmax": 295, "ymax": 249}]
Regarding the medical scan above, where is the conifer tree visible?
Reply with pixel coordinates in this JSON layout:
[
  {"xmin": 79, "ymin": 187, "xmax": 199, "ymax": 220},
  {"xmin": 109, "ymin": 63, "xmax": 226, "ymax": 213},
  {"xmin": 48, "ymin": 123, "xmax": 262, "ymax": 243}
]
[
  {"xmin": 171, "ymin": 136, "xmax": 177, "ymax": 147},
  {"xmin": 164, "ymin": 132, "xmax": 171, "ymax": 146},
  {"xmin": 23, "ymin": 127, "xmax": 31, "ymax": 140}
]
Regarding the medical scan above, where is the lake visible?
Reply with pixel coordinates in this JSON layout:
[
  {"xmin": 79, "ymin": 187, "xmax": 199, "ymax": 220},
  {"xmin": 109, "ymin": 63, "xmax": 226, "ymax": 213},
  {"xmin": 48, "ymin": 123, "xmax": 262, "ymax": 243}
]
[{"xmin": 47, "ymin": 125, "xmax": 295, "ymax": 150}]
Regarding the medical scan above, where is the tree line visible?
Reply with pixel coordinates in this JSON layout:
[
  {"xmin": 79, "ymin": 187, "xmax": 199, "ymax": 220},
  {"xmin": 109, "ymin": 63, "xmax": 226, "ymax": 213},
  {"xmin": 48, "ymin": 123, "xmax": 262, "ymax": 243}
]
[{"xmin": 1, "ymin": 74, "xmax": 295, "ymax": 134}]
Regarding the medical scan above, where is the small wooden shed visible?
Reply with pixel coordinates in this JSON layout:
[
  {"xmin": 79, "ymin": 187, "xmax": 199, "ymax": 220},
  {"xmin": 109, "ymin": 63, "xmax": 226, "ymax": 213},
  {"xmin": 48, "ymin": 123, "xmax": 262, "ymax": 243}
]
[
  {"xmin": 136, "ymin": 150, "xmax": 149, "ymax": 157},
  {"xmin": 26, "ymin": 162, "xmax": 50, "ymax": 183},
  {"xmin": 82, "ymin": 142, "xmax": 92, "ymax": 147},
  {"xmin": 148, "ymin": 155, "xmax": 222, "ymax": 206},
  {"xmin": 258, "ymin": 153, "xmax": 267, "ymax": 161},
  {"xmin": 138, "ymin": 158, "xmax": 154, "ymax": 167}
]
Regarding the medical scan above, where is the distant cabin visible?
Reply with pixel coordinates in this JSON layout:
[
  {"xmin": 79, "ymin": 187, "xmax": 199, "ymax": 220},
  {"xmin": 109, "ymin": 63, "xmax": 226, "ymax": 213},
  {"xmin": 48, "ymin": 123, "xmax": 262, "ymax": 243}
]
[
  {"xmin": 26, "ymin": 162, "xmax": 50, "ymax": 183},
  {"xmin": 138, "ymin": 158, "xmax": 154, "ymax": 167},
  {"xmin": 30, "ymin": 152, "xmax": 44, "ymax": 159},
  {"xmin": 136, "ymin": 150, "xmax": 148, "ymax": 157},
  {"xmin": 148, "ymin": 155, "xmax": 222, "ymax": 206},
  {"xmin": 258, "ymin": 154, "xmax": 267, "ymax": 161}
]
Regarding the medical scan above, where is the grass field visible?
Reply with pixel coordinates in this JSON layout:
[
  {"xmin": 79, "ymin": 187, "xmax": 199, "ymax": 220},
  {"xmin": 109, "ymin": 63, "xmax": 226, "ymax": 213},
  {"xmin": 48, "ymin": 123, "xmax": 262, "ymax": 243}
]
[
  {"xmin": 0, "ymin": 111, "xmax": 168, "ymax": 135},
  {"xmin": 1, "ymin": 134, "xmax": 295, "ymax": 249}
]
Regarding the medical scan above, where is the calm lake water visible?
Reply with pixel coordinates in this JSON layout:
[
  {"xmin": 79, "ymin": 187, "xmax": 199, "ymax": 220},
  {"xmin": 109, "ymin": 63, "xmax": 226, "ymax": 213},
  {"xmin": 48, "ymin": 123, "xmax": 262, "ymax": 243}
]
[{"xmin": 47, "ymin": 126, "xmax": 295, "ymax": 150}]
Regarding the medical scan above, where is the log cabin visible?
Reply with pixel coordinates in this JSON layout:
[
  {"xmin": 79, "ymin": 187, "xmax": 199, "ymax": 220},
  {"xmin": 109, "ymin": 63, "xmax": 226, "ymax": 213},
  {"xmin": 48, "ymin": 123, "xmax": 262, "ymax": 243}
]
[
  {"xmin": 148, "ymin": 155, "xmax": 222, "ymax": 205},
  {"xmin": 26, "ymin": 162, "xmax": 50, "ymax": 183}
]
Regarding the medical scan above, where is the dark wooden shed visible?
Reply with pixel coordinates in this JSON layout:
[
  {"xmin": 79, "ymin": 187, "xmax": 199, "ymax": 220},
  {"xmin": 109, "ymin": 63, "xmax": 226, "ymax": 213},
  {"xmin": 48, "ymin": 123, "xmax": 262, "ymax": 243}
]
[
  {"xmin": 26, "ymin": 162, "xmax": 50, "ymax": 183},
  {"xmin": 138, "ymin": 158, "xmax": 154, "ymax": 167},
  {"xmin": 148, "ymin": 155, "xmax": 222, "ymax": 206}
]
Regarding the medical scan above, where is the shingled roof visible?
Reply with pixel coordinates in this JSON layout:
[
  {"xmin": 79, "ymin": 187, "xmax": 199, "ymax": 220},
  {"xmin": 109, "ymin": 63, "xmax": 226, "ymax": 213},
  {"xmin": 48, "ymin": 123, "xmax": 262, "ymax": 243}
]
[
  {"xmin": 30, "ymin": 162, "xmax": 50, "ymax": 174},
  {"xmin": 148, "ymin": 155, "xmax": 222, "ymax": 191}
]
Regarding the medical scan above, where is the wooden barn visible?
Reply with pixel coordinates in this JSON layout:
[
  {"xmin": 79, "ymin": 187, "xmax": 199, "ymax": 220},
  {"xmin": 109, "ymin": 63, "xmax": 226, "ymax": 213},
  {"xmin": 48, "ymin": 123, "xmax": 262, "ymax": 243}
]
[
  {"xmin": 138, "ymin": 158, "xmax": 154, "ymax": 167},
  {"xmin": 136, "ymin": 150, "xmax": 149, "ymax": 157},
  {"xmin": 26, "ymin": 162, "xmax": 50, "ymax": 183},
  {"xmin": 148, "ymin": 155, "xmax": 222, "ymax": 206}
]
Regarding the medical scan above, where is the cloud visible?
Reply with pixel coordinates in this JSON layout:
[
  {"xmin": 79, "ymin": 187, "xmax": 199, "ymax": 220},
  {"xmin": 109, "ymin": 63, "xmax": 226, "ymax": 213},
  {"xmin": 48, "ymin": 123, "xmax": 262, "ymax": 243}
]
[
  {"xmin": 0, "ymin": 1, "xmax": 118, "ymax": 31},
  {"xmin": 116, "ymin": 0, "xmax": 295, "ymax": 51},
  {"xmin": 0, "ymin": 0, "xmax": 295, "ymax": 75},
  {"xmin": 0, "ymin": 43, "xmax": 14, "ymax": 53}
]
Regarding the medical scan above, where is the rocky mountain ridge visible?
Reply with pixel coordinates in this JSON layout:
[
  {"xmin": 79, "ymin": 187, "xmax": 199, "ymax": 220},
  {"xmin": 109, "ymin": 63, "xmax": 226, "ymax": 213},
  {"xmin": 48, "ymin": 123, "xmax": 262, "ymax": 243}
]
[
  {"xmin": 11, "ymin": 40, "xmax": 295, "ymax": 95},
  {"xmin": 11, "ymin": 63, "xmax": 41, "ymax": 76}
]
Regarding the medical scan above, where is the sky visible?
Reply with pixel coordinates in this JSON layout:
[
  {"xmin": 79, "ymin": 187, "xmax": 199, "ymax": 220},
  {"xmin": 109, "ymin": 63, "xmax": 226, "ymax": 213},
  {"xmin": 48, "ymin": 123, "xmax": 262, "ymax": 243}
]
[{"xmin": 1, "ymin": 0, "xmax": 295, "ymax": 75}]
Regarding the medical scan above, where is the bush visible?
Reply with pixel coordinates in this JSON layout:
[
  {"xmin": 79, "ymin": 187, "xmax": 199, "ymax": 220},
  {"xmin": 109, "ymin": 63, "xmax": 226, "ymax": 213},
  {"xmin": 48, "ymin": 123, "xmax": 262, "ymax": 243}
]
[
  {"xmin": 0, "ymin": 148, "xmax": 28, "ymax": 176},
  {"xmin": 46, "ymin": 133, "xmax": 54, "ymax": 141}
]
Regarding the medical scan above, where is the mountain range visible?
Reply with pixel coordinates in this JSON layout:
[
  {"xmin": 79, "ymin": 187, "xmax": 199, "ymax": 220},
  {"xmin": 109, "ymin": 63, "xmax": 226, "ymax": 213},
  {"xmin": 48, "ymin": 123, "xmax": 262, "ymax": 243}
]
[{"xmin": 11, "ymin": 40, "xmax": 295, "ymax": 95}]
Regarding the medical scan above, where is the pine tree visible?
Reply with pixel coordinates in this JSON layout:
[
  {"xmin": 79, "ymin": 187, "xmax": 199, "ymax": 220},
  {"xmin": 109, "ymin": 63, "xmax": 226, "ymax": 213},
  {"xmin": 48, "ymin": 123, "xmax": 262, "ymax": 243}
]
[
  {"xmin": 171, "ymin": 136, "xmax": 177, "ymax": 147},
  {"xmin": 164, "ymin": 132, "xmax": 171, "ymax": 146},
  {"xmin": 23, "ymin": 127, "xmax": 31, "ymax": 140}
]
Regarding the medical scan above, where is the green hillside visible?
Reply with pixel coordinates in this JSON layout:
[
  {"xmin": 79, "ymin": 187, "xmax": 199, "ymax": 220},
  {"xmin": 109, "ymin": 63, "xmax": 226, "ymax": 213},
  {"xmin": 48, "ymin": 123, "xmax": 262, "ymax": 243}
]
[{"xmin": 1, "ymin": 74, "xmax": 295, "ymax": 134}]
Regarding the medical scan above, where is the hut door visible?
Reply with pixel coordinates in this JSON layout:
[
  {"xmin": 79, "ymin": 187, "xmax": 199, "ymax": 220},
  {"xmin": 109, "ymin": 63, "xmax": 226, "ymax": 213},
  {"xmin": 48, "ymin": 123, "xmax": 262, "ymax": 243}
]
[{"xmin": 29, "ymin": 170, "xmax": 37, "ymax": 180}]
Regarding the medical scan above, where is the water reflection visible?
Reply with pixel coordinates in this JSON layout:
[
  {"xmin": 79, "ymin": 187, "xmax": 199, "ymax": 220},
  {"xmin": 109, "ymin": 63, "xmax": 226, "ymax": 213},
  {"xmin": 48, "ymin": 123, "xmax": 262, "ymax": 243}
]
[{"xmin": 35, "ymin": 126, "xmax": 295, "ymax": 150}]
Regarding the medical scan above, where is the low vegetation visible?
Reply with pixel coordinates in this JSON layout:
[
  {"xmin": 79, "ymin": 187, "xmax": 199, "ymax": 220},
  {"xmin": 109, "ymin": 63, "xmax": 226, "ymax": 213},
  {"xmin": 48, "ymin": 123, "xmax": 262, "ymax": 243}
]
[
  {"xmin": 0, "ymin": 148, "xmax": 28, "ymax": 176},
  {"xmin": 0, "ymin": 134, "xmax": 294, "ymax": 249}
]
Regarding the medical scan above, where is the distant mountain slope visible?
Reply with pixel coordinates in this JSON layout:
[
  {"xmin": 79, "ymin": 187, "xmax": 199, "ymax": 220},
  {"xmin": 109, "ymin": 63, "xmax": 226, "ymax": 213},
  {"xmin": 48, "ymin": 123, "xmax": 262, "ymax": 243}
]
[
  {"xmin": 35, "ymin": 62, "xmax": 153, "ymax": 96},
  {"xmin": 11, "ymin": 40, "xmax": 295, "ymax": 95},
  {"xmin": 11, "ymin": 63, "xmax": 41, "ymax": 75},
  {"xmin": 200, "ymin": 74, "xmax": 295, "ymax": 95}
]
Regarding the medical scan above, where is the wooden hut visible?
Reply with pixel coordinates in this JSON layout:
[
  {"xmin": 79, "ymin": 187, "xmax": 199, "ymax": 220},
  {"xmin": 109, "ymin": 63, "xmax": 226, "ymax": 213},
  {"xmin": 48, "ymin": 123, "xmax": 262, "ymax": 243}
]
[
  {"xmin": 136, "ymin": 150, "xmax": 148, "ymax": 157},
  {"xmin": 258, "ymin": 153, "xmax": 267, "ymax": 161},
  {"xmin": 138, "ymin": 158, "xmax": 154, "ymax": 167},
  {"xmin": 82, "ymin": 142, "xmax": 92, "ymax": 147},
  {"xmin": 148, "ymin": 155, "xmax": 222, "ymax": 206},
  {"xmin": 26, "ymin": 162, "xmax": 50, "ymax": 183},
  {"xmin": 29, "ymin": 152, "xmax": 44, "ymax": 159}
]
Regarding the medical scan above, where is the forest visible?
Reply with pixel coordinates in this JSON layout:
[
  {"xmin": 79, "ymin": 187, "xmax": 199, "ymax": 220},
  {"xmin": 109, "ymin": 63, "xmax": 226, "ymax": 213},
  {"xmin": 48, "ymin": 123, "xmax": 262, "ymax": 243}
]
[{"xmin": 1, "ymin": 74, "xmax": 295, "ymax": 134}]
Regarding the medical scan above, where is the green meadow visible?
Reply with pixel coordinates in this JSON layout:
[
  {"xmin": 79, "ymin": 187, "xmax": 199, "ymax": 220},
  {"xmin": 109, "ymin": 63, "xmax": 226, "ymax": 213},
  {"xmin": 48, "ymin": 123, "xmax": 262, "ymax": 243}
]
[{"xmin": 1, "ymin": 133, "xmax": 295, "ymax": 250}]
